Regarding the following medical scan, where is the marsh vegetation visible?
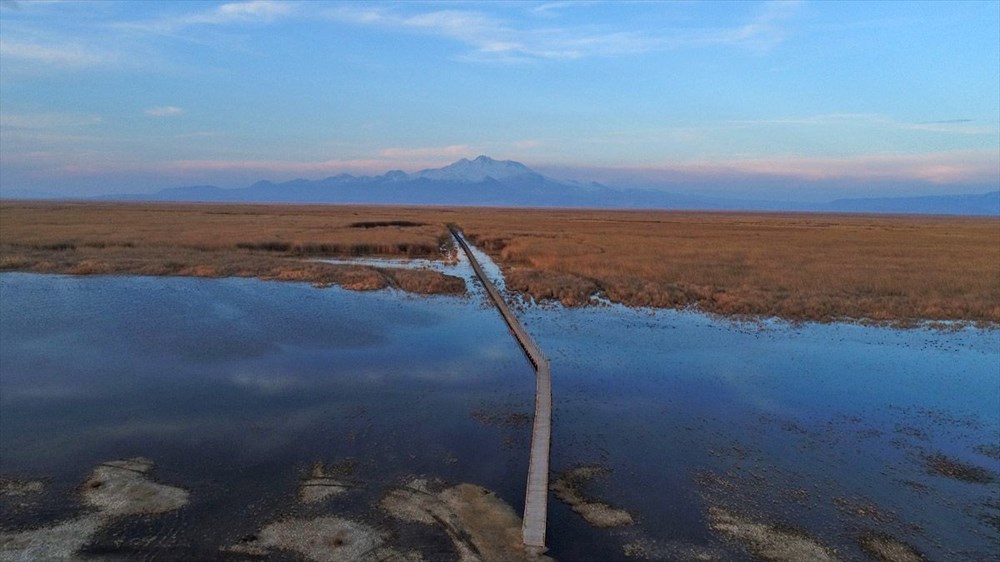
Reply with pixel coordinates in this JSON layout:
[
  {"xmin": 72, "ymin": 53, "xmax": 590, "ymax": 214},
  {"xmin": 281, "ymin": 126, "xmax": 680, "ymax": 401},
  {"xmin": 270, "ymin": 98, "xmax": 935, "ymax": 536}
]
[
  {"xmin": 0, "ymin": 202, "xmax": 464, "ymax": 295},
  {"xmin": 2, "ymin": 201, "xmax": 996, "ymax": 324}
]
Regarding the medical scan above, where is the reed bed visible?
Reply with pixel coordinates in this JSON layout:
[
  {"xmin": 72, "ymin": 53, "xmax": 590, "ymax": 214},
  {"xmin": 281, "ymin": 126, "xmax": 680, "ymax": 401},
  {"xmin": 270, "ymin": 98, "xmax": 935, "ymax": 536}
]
[
  {"xmin": 455, "ymin": 209, "xmax": 1000, "ymax": 324},
  {"xmin": 2, "ymin": 201, "xmax": 996, "ymax": 324},
  {"xmin": 0, "ymin": 201, "xmax": 463, "ymax": 295}
]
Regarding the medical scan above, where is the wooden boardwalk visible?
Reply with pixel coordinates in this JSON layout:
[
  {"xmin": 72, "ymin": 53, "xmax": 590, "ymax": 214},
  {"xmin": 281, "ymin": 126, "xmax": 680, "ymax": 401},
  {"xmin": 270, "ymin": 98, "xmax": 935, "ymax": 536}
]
[{"xmin": 449, "ymin": 227, "xmax": 551, "ymax": 550}]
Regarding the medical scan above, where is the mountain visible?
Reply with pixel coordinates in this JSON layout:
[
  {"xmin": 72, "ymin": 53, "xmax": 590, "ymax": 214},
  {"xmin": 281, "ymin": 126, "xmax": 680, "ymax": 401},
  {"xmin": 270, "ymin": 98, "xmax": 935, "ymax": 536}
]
[
  {"xmin": 824, "ymin": 191, "xmax": 999, "ymax": 216},
  {"xmin": 415, "ymin": 155, "xmax": 540, "ymax": 182},
  {"xmin": 0, "ymin": 188, "xmax": 64, "ymax": 200},
  {"xmin": 102, "ymin": 156, "xmax": 643, "ymax": 207},
  {"xmin": 88, "ymin": 156, "xmax": 1000, "ymax": 215}
]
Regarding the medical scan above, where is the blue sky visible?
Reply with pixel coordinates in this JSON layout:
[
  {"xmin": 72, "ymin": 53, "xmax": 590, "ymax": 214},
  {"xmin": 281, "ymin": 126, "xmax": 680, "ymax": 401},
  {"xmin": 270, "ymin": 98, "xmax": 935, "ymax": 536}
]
[{"xmin": 1, "ymin": 0, "xmax": 998, "ymax": 200}]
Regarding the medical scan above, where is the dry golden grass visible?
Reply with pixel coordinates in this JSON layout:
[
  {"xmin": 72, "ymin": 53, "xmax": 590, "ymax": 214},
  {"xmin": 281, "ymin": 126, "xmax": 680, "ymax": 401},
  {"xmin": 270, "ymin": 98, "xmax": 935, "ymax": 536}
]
[
  {"xmin": 0, "ymin": 201, "xmax": 465, "ymax": 295},
  {"xmin": 455, "ymin": 209, "xmax": 1000, "ymax": 324},
  {"xmin": 2, "ymin": 201, "xmax": 997, "ymax": 324}
]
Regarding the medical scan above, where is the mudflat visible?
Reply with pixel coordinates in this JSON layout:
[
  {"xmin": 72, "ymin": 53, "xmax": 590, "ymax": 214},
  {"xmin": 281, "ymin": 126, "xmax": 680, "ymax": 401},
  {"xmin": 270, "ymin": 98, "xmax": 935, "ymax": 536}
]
[{"xmin": 2, "ymin": 201, "xmax": 997, "ymax": 324}]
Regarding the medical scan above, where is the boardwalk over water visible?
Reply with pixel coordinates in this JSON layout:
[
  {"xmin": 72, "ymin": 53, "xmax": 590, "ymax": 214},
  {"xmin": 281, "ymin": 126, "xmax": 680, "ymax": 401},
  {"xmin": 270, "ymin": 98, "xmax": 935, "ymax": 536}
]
[{"xmin": 449, "ymin": 227, "xmax": 552, "ymax": 550}]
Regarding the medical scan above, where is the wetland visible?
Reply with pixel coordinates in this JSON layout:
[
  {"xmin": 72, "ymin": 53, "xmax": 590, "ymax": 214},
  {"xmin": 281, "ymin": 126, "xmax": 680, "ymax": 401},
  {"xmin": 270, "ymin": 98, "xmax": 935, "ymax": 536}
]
[
  {"xmin": 1, "ymin": 269, "xmax": 997, "ymax": 561},
  {"xmin": 1, "ymin": 203, "xmax": 998, "ymax": 560},
  {"xmin": 2, "ymin": 202, "xmax": 997, "ymax": 324}
]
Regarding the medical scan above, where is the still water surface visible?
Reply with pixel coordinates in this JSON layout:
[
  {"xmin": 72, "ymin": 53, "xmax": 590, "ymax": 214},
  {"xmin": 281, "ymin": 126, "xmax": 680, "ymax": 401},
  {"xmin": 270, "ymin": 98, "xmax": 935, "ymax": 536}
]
[{"xmin": 1, "ymin": 272, "xmax": 997, "ymax": 560}]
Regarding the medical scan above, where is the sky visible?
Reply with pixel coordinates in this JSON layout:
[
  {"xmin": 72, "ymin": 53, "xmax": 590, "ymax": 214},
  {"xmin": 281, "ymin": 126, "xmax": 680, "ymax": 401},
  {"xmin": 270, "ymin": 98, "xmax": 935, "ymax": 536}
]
[{"xmin": 1, "ymin": 0, "xmax": 998, "ymax": 201}]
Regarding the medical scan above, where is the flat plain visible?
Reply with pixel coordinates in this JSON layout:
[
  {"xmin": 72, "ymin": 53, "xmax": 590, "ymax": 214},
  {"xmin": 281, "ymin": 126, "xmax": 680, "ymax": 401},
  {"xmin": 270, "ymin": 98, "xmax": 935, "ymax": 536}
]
[{"xmin": 1, "ymin": 201, "xmax": 997, "ymax": 324}]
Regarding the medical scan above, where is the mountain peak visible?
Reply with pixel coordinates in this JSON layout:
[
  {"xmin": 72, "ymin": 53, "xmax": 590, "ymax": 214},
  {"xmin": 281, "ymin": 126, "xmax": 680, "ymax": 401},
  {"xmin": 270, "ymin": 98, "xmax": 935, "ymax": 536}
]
[{"xmin": 417, "ymin": 155, "xmax": 537, "ymax": 182}]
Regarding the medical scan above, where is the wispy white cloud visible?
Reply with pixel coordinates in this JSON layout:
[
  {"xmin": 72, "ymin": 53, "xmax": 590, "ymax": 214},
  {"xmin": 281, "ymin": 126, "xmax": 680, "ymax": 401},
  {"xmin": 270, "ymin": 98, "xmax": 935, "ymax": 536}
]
[
  {"xmin": 0, "ymin": 38, "xmax": 111, "ymax": 67},
  {"xmin": 213, "ymin": 0, "xmax": 292, "ymax": 22},
  {"xmin": 609, "ymin": 149, "xmax": 1000, "ymax": 185},
  {"xmin": 326, "ymin": 1, "xmax": 801, "ymax": 62},
  {"xmin": 726, "ymin": 113, "xmax": 998, "ymax": 136},
  {"xmin": 327, "ymin": 6, "xmax": 655, "ymax": 61},
  {"xmin": 378, "ymin": 144, "xmax": 471, "ymax": 159},
  {"xmin": 116, "ymin": 0, "xmax": 294, "ymax": 34},
  {"xmin": 580, "ymin": 113, "xmax": 998, "ymax": 151},
  {"xmin": 529, "ymin": 2, "xmax": 589, "ymax": 17},
  {"xmin": 145, "ymin": 106, "xmax": 184, "ymax": 117},
  {"xmin": 704, "ymin": 0, "xmax": 802, "ymax": 52}
]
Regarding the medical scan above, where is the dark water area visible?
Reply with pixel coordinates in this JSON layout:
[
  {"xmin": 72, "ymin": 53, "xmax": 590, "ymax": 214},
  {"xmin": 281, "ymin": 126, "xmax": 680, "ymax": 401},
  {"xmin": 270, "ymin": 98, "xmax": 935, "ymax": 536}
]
[
  {"xmin": 525, "ymin": 306, "xmax": 1000, "ymax": 561},
  {"xmin": 0, "ymin": 273, "xmax": 533, "ymax": 559},
  {"xmin": 1, "ymin": 272, "xmax": 998, "ymax": 561}
]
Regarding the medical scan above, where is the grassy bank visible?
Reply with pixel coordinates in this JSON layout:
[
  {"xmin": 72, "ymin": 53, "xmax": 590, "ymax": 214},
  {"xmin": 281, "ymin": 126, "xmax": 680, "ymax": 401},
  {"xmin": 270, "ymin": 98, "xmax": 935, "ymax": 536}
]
[
  {"xmin": 0, "ymin": 201, "xmax": 465, "ymax": 296},
  {"xmin": 2, "ymin": 201, "xmax": 997, "ymax": 324},
  {"xmin": 455, "ymin": 209, "xmax": 1000, "ymax": 325}
]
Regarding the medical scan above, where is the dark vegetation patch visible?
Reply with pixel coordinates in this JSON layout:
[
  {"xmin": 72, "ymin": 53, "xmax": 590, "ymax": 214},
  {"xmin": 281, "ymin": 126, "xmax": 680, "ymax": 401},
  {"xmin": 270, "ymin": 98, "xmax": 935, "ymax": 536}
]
[
  {"xmin": 832, "ymin": 497, "xmax": 896, "ymax": 524},
  {"xmin": 707, "ymin": 507, "xmax": 840, "ymax": 562},
  {"xmin": 236, "ymin": 240, "xmax": 292, "ymax": 252},
  {"xmin": 237, "ymin": 241, "xmax": 440, "ymax": 258},
  {"xmin": 349, "ymin": 220, "xmax": 427, "ymax": 228},
  {"xmin": 894, "ymin": 426, "xmax": 929, "ymax": 440},
  {"xmin": 973, "ymin": 443, "xmax": 1000, "ymax": 460},
  {"xmin": 469, "ymin": 410, "xmax": 532, "ymax": 429},
  {"xmin": 305, "ymin": 242, "xmax": 438, "ymax": 258},
  {"xmin": 0, "ymin": 479, "xmax": 44, "ymax": 497},
  {"xmin": 924, "ymin": 453, "xmax": 995, "ymax": 484},
  {"xmin": 899, "ymin": 480, "xmax": 930, "ymax": 494},
  {"xmin": 551, "ymin": 465, "xmax": 634, "ymax": 528},
  {"xmin": 979, "ymin": 504, "xmax": 1000, "ymax": 534},
  {"xmin": 917, "ymin": 408, "xmax": 982, "ymax": 429},
  {"xmin": 858, "ymin": 532, "xmax": 924, "ymax": 562},
  {"xmin": 6, "ymin": 241, "xmax": 78, "ymax": 251}
]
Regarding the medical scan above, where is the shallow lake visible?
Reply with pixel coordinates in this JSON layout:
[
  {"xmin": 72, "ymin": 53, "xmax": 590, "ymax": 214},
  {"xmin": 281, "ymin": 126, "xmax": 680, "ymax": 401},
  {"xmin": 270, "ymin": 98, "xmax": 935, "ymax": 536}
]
[{"xmin": 1, "ymin": 271, "xmax": 997, "ymax": 561}]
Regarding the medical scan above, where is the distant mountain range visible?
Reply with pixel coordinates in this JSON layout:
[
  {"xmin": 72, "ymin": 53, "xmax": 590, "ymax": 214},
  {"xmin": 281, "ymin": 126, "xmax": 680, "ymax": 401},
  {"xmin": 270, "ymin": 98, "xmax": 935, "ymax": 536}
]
[
  {"xmin": 7, "ymin": 156, "xmax": 999, "ymax": 215},
  {"xmin": 823, "ymin": 191, "xmax": 1000, "ymax": 215}
]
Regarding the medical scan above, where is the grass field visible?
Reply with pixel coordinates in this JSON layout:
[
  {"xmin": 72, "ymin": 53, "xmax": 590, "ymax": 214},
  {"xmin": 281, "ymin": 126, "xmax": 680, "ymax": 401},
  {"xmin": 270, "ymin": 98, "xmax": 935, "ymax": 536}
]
[
  {"xmin": 1, "ymin": 201, "xmax": 997, "ymax": 324},
  {"xmin": 0, "ymin": 202, "xmax": 466, "ymax": 296}
]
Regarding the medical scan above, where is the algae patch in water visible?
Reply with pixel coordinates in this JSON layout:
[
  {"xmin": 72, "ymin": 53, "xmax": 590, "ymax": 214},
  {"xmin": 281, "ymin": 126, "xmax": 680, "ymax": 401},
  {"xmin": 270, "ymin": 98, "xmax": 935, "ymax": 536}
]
[
  {"xmin": 470, "ymin": 410, "xmax": 532, "ymax": 429},
  {"xmin": 0, "ymin": 515, "xmax": 103, "ymax": 562},
  {"xmin": 620, "ymin": 537, "xmax": 726, "ymax": 561},
  {"xmin": 923, "ymin": 453, "xmax": 995, "ymax": 484},
  {"xmin": 224, "ymin": 459, "xmax": 417, "ymax": 562},
  {"xmin": 299, "ymin": 460, "xmax": 361, "ymax": 504},
  {"xmin": 381, "ymin": 478, "xmax": 551, "ymax": 562},
  {"xmin": 858, "ymin": 532, "xmax": 925, "ymax": 562},
  {"xmin": 550, "ymin": 466, "xmax": 634, "ymax": 528},
  {"xmin": 0, "ymin": 457, "xmax": 188, "ymax": 561},
  {"xmin": 0, "ymin": 480, "xmax": 43, "ymax": 498},
  {"xmin": 228, "ymin": 466, "xmax": 536, "ymax": 562},
  {"xmin": 226, "ymin": 516, "xmax": 420, "ymax": 562},
  {"xmin": 832, "ymin": 496, "xmax": 897, "ymax": 524},
  {"xmin": 973, "ymin": 443, "xmax": 1000, "ymax": 461},
  {"xmin": 81, "ymin": 457, "xmax": 189, "ymax": 516},
  {"xmin": 708, "ymin": 507, "xmax": 840, "ymax": 562}
]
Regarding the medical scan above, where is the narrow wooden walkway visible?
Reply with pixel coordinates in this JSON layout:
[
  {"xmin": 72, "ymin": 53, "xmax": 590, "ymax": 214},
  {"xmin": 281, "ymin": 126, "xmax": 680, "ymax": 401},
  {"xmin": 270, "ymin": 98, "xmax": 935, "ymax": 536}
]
[{"xmin": 449, "ymin": 227, "xmax": 551, "ymax": 550}]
